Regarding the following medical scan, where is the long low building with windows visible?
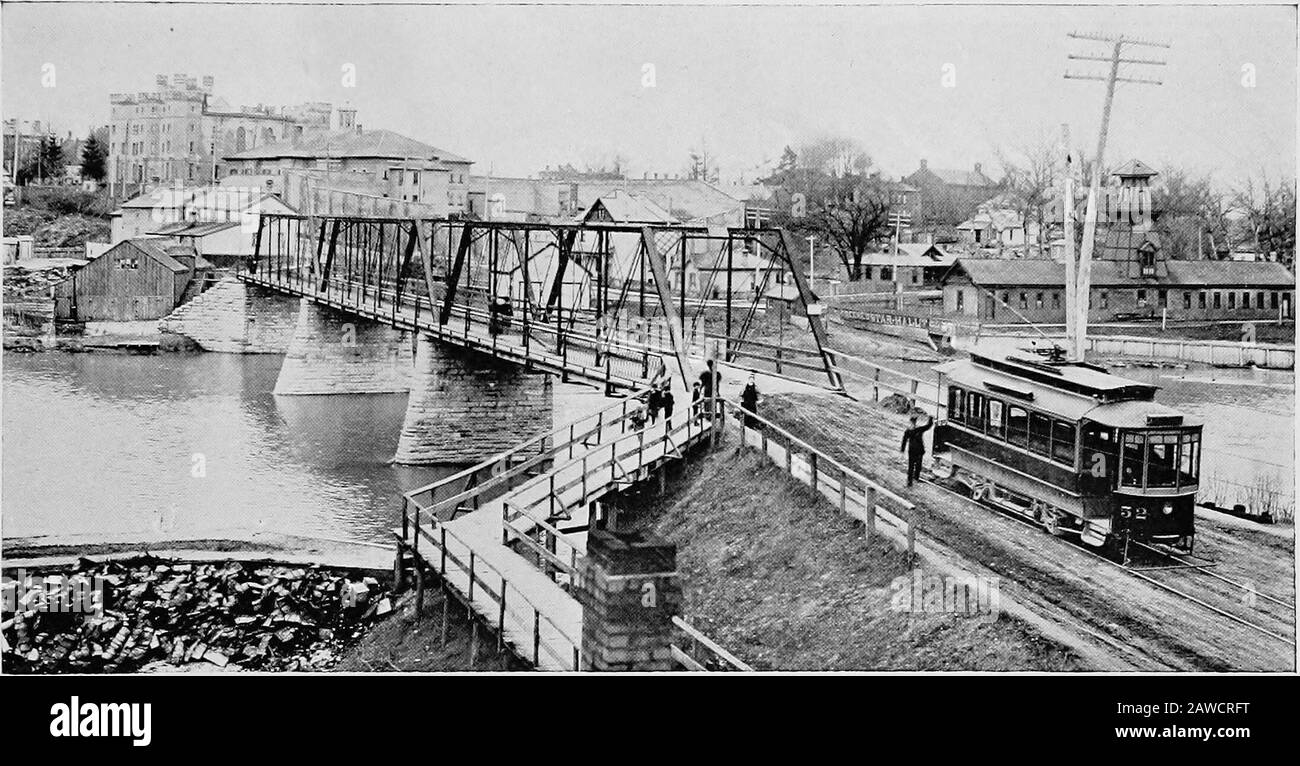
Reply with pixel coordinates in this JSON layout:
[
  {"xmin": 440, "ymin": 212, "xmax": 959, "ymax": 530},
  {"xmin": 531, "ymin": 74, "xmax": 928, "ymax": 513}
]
[{"xmin": 941, "ymin": 256, "xmax": 1295, "ymax": 323}]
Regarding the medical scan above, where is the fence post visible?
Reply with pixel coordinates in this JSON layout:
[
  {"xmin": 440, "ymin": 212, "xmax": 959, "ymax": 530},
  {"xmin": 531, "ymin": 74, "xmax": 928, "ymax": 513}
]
[
  {"xmin": 865, "ymin": 486, "xmax": 877, "ymax": 542},
  {"xmin": 838, "ymin": 467, "xmax": 847, "ymax": 514},
  {"xmin": 873, "ymin": 367, "xmax": 881, "ymax": 402},
  {"xmin": 498, "ymin": 576, "xmax": 507, "ymax": 651},
  {"xmin": 468, "ymin": 551, "xmax": 476, "ymax": 602},
  {"xmin": 810, "ymin": 452, "xmax": 819, "ymax": 493},
  {"xmin": 906, "ymin": 515, "xmax": 917, "ymax": 566}
]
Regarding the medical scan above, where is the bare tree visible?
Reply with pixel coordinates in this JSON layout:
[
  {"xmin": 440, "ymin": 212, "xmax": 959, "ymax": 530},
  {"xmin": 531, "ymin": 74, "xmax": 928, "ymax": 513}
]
[
  {"xmin": 766, "ymin": 136, "xmax": 893, "ymax": 280},
  {"xmin": 996, "ymin": 133, "xmax": 1062, "ymax": 256},
  {"xmin": 1233, "ymin": 175, "xmax": 1296, "ymax": 267}
]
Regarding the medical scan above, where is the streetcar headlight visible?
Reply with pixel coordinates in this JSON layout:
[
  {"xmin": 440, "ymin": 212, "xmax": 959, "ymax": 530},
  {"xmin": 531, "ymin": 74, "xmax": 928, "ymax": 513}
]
[{"xmin": 1162, "ymin": 502, "xmax": 1174, "ymax": 516}]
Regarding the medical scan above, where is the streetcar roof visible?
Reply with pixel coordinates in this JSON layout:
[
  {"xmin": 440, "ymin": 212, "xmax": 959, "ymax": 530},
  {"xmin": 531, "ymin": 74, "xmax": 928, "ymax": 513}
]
[
  {"xmin": 936, "ymin": 357, "xmax": 1200, "ymax": 428},
  {"xmin": 1081, "ymin": 399, "xmax": 1204, "ymax": 430}
]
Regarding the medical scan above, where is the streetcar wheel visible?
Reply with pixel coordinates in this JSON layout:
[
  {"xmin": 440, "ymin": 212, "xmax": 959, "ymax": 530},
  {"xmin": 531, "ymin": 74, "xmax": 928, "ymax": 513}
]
[{"xmin": 1041, "ymin": 507, "xmax": 1067, "ymax": 537}]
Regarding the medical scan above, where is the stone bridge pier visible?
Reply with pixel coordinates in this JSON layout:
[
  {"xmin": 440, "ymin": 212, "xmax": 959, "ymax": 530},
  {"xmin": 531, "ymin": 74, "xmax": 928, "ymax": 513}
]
[
  {"xmin": 273, "ymin": 299, "xmax": 414, "ymax": 395},
  {"xmin": 394, "ymin": 334, "xmax": 554, "ymax": 465}
]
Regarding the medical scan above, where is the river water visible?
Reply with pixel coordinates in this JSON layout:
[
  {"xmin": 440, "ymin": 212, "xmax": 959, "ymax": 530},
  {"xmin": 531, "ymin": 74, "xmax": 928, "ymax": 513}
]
[
  {"xmin": 2, "ymin": 352, "xmax": 1293, "ymax": 546},
  {"xmin": 1, "ymin": 353, "xmax": 604, "ymax": 545}
]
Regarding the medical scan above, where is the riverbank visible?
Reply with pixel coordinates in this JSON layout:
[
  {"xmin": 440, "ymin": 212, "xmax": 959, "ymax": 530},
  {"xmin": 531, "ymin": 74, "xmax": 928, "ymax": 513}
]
[{"xmin": 628, "ymin": 447, "xmax": 1083, "ymax": 671}]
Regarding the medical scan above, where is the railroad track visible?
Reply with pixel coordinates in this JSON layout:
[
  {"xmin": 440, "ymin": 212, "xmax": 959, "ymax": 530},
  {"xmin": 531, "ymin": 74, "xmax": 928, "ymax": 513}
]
[{"xmin": 921, "ymin": 474, "xmax": 1297, "ymax": 651}]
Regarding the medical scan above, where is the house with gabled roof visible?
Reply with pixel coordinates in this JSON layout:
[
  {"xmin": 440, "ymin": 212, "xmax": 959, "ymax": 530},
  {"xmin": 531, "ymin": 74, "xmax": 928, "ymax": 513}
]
[
  {"xmin": 52, "ymin": 239, "xmax": 215, "ymax": 321},
  {"xmin": 903, "ymin": 159, "xmax": 1002, "ymax": 239}
]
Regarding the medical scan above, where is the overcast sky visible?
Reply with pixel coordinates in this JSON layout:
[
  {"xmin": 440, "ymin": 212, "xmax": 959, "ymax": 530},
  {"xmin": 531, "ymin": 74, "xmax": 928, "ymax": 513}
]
[{"xmin": 2, "ymin": 2, "xmax": 1295, "ymax": 188}]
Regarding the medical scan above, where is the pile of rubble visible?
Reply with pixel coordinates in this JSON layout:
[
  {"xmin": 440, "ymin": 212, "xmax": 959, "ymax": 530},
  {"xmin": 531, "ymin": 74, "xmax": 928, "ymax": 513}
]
[
  {"xmin": 1, "ymin": 557, "xmax": 394, "ymax": 674},
  {"xmin": 3, "ymin": 263, "xmax": 76, "ymax": 296}
]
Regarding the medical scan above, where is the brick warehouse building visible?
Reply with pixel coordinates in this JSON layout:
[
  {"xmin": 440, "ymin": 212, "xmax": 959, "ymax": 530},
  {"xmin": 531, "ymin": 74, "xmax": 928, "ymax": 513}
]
[{"xmin": 942, "ymin": 256, "xmax": 1295, "ymax": 323}]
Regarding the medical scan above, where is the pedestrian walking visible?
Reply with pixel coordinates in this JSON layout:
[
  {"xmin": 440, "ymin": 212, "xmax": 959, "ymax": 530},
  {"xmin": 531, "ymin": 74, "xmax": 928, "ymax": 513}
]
[
  {"xmin": 698, "ymin": 359, "xmax": 720, "ymax": 418},
  {"xmin": 691, "ymin": 381, "xmax": 703, "ymax": 424},
  {"xmin": 647, "ymin": 386, "xmax": 662, "ymax": 425},
  {"xmin": 661, "ymin": 382, "xmax": 675, "ymax": 429},
  {"xmin": 900, "ymin": 413, "xmax": 934, "ymax": 487},
  {"xmin": 740, "ymin": 374, "xmax": 760, "ymax": 428}
]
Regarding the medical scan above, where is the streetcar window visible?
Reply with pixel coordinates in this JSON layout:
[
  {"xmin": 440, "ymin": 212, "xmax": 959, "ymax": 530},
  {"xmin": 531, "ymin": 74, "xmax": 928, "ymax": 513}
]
[
  {"xmin": 949, "ymin": 387, "xmax": 966, "ymax": 423},
  {"xmin": 1083, "ymin": 425, "xmax": 1117, "ymax": 481},
  {"xmin": 968, "ymin": 392, "xmax": 985, "ymax": 430},
  {"xmin": 1146, "ymin": 433, "xmax": 1178, "ymax": 488},
  {"xmin": 1006, "ymin": 405, "xmax": 1028, "ymax": 447},
  {"xmin": 1051, "ymin": 421, "xmax": 1076, "ymax": 465},
  {"xmin": 986, "ymin": 398, "xmax": 1004, "ymax": 439},
  {"xmin": 1178, "ymin": 432, "xmax": 1200, "ymax": 487},
  {"xmin": 1029, "ymin": 413, "xmax": 1051, "ymax": 455},
  {"xmin": 1121, "ymin": 433, "xmax": 1144, "ymax": 487}
]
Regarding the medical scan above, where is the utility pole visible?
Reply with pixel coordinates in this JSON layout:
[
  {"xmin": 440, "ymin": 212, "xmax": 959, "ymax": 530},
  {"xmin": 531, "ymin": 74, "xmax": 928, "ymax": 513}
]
[
  {"xmin": 807, "ymin": 235, "xmax": 816, "ymax": 292},
  {"xmin": 1065, "ymin": 31, "xmax": 1168, "ymax": 360},
  {"xmin": 1061, "ymin": 123, "xmax": 1077, "ymax": 356}
]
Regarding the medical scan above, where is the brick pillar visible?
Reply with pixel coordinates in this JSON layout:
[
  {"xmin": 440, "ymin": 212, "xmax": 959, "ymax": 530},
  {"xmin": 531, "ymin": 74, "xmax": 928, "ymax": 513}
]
[
  {"xmin": 273, "ymin": 299, "xmax": 414, "ymax": 395},
  {"xmin": 576, "ymin": 529, "xmax": 682, "ymax": 671},
  {"xmin": 393, "ymin": 334, "xmax": 554, "ymax": 465}
]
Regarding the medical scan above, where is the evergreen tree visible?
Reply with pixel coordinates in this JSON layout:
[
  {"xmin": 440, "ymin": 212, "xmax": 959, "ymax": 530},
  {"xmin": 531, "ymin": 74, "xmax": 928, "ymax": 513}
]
[{"xmin": 81, "ymin": 132, "xmax": 108, "ymax": 182}]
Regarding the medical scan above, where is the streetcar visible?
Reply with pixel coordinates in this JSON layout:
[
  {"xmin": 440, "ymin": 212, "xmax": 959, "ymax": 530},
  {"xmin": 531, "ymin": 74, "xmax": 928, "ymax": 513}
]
[{"xmin": 931, "ymin": 348, "xmax": 1203, "ymax": 554}]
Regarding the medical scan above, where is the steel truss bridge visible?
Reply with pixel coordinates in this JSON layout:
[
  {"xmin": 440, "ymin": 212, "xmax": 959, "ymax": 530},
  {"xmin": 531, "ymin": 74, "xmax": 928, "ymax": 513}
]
[{"xmin": 241, "ymin": 213, "xmax": 843, "ymax": 392}]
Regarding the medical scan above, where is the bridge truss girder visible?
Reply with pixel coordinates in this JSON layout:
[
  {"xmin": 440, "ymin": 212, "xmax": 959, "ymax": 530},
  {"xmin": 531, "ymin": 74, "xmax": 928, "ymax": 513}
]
[{"xmin": 250, "ymin": 213, "xmax": 843, "ymax": 392}]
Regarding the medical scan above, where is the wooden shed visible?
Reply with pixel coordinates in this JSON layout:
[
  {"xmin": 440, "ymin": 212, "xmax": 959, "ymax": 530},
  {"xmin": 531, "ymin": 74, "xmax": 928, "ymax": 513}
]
[{"xmin": 53, "ymin": 239, "xmax": 199, "ymax": 322}]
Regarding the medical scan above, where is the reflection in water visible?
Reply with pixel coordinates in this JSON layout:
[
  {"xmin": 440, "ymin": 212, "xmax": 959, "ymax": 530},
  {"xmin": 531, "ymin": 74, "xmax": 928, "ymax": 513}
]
[{"xmin": 3, "ymin": 354, "xmax": 445, "ymax": 543}]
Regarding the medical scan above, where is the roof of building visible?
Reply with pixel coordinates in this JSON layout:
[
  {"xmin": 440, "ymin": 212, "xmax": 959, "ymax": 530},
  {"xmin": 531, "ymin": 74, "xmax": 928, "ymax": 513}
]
[
  {"xmin": 957, "ymin": 208, "xmax": 1024, "ymax": 232},
  {"xmin": 225, "ymin": 128, "xmax": 470, "ymax": 164},
  {"xmin": 146, "ymin": 221, "xmax": 242, "ymax": 237},
  {"xmin": 98, "ymin": 238, "xmax": 193, "ymax": 273},
  {"xmin": 1112, "ymin": 159, "xmax": 1159, "ymax": 179},
  {"xmin": 860, "ymin": 244, "xmax": 957, "ymax": 268},
  {"xmin": 908, "ymin": 164, "xmax": 998, "ymax": 188},
  {"xmin": 579, "ymin": 191, "xmax": 676, "ymax": 224},
  {"xmin": 946, "ymin": 256, "xmax": 1296, "ymax": 288},
  {"xmin": 577, "ymin": 179, "xmax": 743, "ymax": 224}
]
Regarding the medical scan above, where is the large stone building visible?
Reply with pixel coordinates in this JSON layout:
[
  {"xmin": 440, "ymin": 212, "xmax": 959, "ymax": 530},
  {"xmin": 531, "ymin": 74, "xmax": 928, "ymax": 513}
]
[
  {"xmin": 224, "ymin": 127, "xmax": 472, "ymax": 216},
  {"xmin": 107, "ymin": 74, "xmax": 350, "ymax": 189},
  {"xmin": 902, "ymin": 159, "xmax": 1000, "ymax": 240}
]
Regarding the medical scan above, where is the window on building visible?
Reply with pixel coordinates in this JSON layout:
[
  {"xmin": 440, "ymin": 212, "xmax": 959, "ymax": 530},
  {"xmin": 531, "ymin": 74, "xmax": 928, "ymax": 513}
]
[
  {"xmin": 412, "ymin": 171, "xmax": 420, "ymax": 185},
  {"xmin": 1137, "ymin": 289, "xmax": 1147, "ymax": 307},
  {"xmin": 1100, "ymin": 291, "xmax": 1109, "ymax": 309},
  {"xmin": 1213, "ymin": 292, "xmax": 1221, "ymax": 309},
  {"xmin": 1183, "ymin": 292, "xmax": 1192, "ymax": 310},
  {"xmin": 1001, "ymin": 291, "xmax": 1010, "ymax": 306},
  {"xmin": 1242, "ymin": 291, "xmax": 1251, "ymax": 309},
  {"xmin": 1258, "ymin": 291, "xmax": 1265, "ymax": 308},
  {"xmin": 1228, "ymin": 292, "xmax": 1236, "ymax": 309},
  {"xmin": 1052, "ymin": 292, "xmax": 1060, "ymax": 309},
  {"xmin": 880, "ymin": 266, "xmax": 892, "ymax": 281},
  {"xmin": 864, "ymin": 267, "xmax": 873, "ymax": 280},
  {"xmin": 1035, "ymin": 293, "xmax": 1044, "ymax": 308},
  {"xmin": 1272, "ymin": 292, "xmax": 1280, "ymax": 309},
  {"xmin": 1019, "ymin": 292, "xmax": 1028, "ymax": 309},
  {"xmin": 1158, "ymin": 289, "xmax": 1168, "ymax": 308},
  {"xmin": 911, "ymin": 269, "xmax": 919, "ymax": 284},
  {"xmin": 1006, "ymin": 406, "xmax": 1029, "ymax": 447},
  {"xmin": 955, "ymin": 289, "xmax": 964, "ymax": 312},
  {"xmin": 1199, "ymin": 291, "xmax": 1207, "ymax": 308}
]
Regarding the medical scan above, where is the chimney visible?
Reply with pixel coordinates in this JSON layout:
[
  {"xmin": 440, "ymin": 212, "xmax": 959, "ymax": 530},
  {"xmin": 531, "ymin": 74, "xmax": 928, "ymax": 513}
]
[
  {"xmin": 920, "ymin": 159, "xmax": 928, "ymax": 170},
  {"xmin": 355, "ymin": 123, "xmax": 362, "ymax": 136},
  {"xmin": 974, "ymin": 162, "xmax": 982, "ymax": 174},
  {"xmin": 156, "ymin": 74, "xmax": 168, "ymax": 88},
  {"xmin": 202, "ymin": 75, "xmax": 214, "ymax": 93}
]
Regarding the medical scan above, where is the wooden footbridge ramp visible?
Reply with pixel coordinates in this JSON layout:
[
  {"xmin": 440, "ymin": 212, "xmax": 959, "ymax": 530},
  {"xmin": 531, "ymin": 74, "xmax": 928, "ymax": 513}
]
[{"xmin": 394, "ymin": 372, "xmax": 922, "ymax": 671}]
